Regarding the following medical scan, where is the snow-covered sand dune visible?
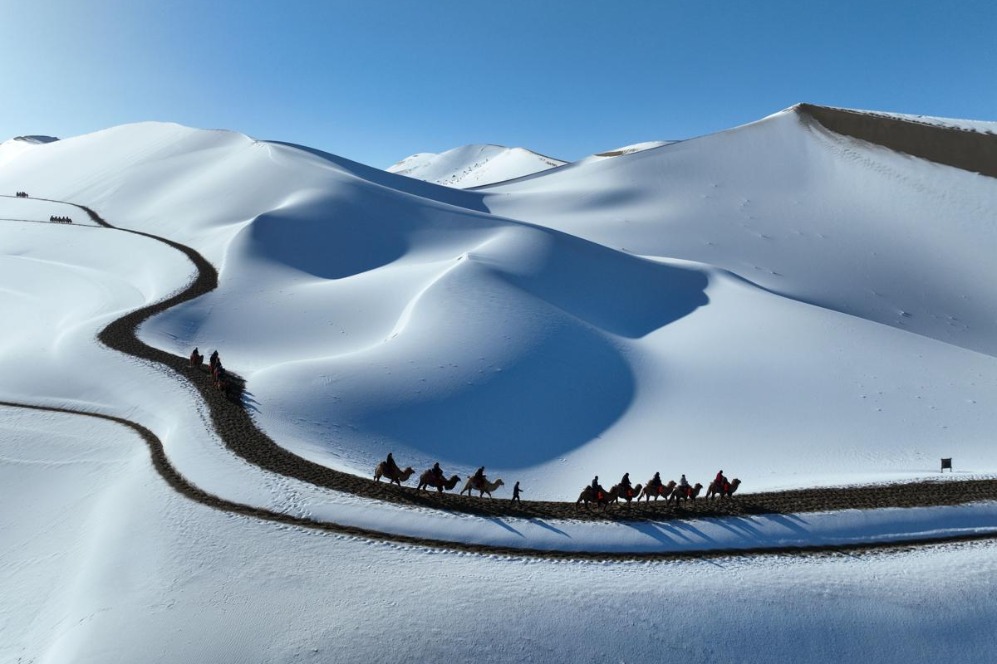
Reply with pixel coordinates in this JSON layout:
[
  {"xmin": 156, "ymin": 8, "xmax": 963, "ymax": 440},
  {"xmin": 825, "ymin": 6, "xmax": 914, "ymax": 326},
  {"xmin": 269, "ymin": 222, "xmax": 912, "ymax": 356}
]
[
  {"xmin": 387, "ymin": 143, "xmax": 565, "ymax": 188},
  {"xmin": 2, "ymin": 103, "xmax": 997, "ymax": 661},
  {"xmin": 2, "ymin": 105, "xmax": 995, "ymax": 501}
]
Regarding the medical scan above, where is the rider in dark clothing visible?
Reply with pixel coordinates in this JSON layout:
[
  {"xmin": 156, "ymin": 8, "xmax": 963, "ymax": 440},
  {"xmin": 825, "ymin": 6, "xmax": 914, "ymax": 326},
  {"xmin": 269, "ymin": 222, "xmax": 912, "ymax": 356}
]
[
  {"xmin": 678, "ymin": 473, "xmax": 691, "ymax": 498},
  {"xmin": 472, "ymin": 466, "xmax": 486, "ymax": 488},
  {"xmin": 590, "ymin": 475, "xmax": 605, "ymax": 498},
  {"xmin": 385, "ymin": 452, "xmax": 400, "ymax": 475},
  {"xmin": 620, "ymin": 472, "xmax": 633, "ymax": 497},
  {"xmin": 432, "ymin": 462, "xmax": 444, "ymax": 482}
]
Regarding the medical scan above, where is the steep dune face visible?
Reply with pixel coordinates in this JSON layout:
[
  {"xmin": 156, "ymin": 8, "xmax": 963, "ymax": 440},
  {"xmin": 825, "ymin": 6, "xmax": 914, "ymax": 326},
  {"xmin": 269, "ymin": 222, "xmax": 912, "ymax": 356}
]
[
  {"xmin": 797, "ymin": 103, "xmax": 997, "ymax": 178},
  {"xmin": 481, "ymin": 107, "xmax": 997, "ymax": 357}
]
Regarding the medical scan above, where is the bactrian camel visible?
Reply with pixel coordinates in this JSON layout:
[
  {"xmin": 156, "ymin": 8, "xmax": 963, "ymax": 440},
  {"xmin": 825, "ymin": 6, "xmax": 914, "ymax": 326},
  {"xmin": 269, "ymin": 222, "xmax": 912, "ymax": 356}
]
[
  {"xmin": 459, "ymin": 477, "xmax": 504, "ymax": 498},
  {"xmin": 610, "ymin": 483, "xmax": 643, "ymax": 507},
  {"xmin": 639, "ymin": 479, "xmax": 676, "ymax": 502},
  {"xmin": 576, "ymin": 484, "xmax": 620, "ymax": 510},
  {"xmin": 374, "ymin": 462, "xmax": 415, "ymax": 486},
  {"xmin": 668, "ymin": 482, "xmax": 703, "ymax": 503},
  {"xmin": 705, "ymin": 478, "xmax": 741, "ymax": 499},
  {"xmin": 417, "ymin": 471, "xmax": 462, "ymax": 493}
]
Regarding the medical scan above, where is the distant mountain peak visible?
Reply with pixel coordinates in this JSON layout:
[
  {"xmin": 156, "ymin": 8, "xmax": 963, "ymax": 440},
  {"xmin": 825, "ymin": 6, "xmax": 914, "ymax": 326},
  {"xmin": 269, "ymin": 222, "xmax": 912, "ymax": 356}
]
[{"xmin": 387, "ymin": 144, "xmax": 565, "ymax": 188}]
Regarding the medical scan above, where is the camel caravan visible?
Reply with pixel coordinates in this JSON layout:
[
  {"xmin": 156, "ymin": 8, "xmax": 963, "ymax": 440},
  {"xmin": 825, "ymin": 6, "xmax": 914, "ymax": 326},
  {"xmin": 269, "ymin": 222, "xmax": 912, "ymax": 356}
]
[
  {"xmin": 373, "ymin": 453, "xmax": 741, "ymax": 510},
  {"xmin": 577, "ymin": 470, "xmax": 739, "ymax": 510},
  {"xmin": 375, "ymin": 454, "xmax": 505, "ymax": 498},
  {"xmin": 188, "ymin": 347, "xmax": 244, "ymax": 401}
]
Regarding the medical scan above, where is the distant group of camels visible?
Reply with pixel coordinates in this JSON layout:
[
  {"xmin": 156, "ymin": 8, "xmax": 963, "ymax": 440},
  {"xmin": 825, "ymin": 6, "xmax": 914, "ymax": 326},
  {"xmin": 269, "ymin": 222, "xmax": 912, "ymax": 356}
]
[
  {"xmin": 374, "ymin": 461, "xmax": 505, "ymax": 497},
  {"xmin": 576, "ymin": 476, "xmax": 741, "ymax": 510},
  {"xmin": 373, "ymin": 460, "xmax": 739, "ymax": 508}
]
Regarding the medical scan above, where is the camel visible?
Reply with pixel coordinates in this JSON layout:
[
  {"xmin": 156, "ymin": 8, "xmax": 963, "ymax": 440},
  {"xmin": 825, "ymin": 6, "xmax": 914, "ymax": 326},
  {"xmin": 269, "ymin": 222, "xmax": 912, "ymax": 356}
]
[
  {"xmin": 640, "ymin": 479, "xmax": 676, "ymax": 502},
  {"xmin": 460, "ymin": 477, "xmax": 504, "ymax": 498},
  {"xmin": 374, "ymin": 462, "xmax": 415, "ymax": 486},
  {"xmin": 417, "ymin": 470, "xmax": 461, "ymax": 493},
  {"xmin": 668, "ymin": 482, "xmax": 703, "ymax": 503},
  {"xmin": 610, "ymin": 483, "xmax": 643, "ymax": 507},
  {"xmin": 706, "ymin": 478, "xmax": 741, "ymax": 499},
  {"xmin": 576, "ymin": 484, "xmax": 619, "ymax": 510}
]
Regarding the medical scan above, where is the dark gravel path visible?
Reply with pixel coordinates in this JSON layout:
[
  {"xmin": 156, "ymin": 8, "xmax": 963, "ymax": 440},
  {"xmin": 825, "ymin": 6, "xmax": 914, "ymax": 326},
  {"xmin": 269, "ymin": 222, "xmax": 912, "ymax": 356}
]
[{"xmin": 3, "ymin": 199, "xmax": 996, "ymax": 559}]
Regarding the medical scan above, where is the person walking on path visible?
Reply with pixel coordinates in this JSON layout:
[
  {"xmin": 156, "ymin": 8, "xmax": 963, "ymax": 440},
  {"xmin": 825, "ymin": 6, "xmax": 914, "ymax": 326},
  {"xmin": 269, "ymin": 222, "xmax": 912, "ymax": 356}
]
[{"xmin": 511, "ymin": 481, "xmax": 523, "ymax": 504}]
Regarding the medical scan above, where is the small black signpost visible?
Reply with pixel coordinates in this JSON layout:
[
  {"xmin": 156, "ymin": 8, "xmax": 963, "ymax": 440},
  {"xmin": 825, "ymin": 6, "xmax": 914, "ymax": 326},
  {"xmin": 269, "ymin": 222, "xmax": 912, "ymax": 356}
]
[{"xmin": 941, "ymin": 457, "xmax": 952, "ymax": 473}]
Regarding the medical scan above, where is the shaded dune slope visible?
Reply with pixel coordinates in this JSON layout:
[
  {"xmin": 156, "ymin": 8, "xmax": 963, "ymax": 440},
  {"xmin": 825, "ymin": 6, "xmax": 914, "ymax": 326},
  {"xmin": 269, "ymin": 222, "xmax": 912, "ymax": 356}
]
[{"xmin": 798, "ymin": 103, "xmax": 997, "ymax": 178}]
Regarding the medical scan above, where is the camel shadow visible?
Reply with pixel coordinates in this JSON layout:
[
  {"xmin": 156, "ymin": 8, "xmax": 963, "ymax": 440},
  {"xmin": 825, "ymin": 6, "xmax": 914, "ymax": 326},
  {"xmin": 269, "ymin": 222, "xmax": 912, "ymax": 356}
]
[
  {"xmin": 240, "ymin": 388, "xmax": 261, "ymax": 414},
  {"xmin": 487, "ymin": 517, "xmax": 523, "ymax": 537},
  {"xmin": 528, "ymin": 518, "xmax": 570, "ymax": 538},
  {"xmin": 660, "ymin": 519, "xmax": 715, "ymax": 545},
  {"xmin": 620, "ymin": 520, "xmax": 675, "ymax": 545}
]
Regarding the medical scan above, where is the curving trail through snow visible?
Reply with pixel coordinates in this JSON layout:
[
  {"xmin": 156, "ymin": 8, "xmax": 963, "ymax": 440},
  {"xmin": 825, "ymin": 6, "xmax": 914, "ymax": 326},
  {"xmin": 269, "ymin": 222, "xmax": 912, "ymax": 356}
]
[{"xmin": 2, "ymin": 197, "xmax": 997, "ymax": 557}]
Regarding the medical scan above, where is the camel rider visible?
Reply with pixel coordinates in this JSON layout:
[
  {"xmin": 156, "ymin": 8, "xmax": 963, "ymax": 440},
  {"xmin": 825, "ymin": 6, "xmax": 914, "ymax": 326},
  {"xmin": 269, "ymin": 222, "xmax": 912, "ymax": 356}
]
[
  {"xmin": 715, "ymin": 470, "xmax": 728, "ymax": 491},
  {"xmin": 473, "ymin": 466, "xmax": 486, "ymax": 489},
  {"xmin": 385, "ymin": 452, "xmax": 400, "ymax": 476},
  {"xmin": 432, "ymin": 462, "xmax": 444, "ymax": 483},
  {"xmin": 591, "ymin": 475, "xmax": 604, "ymax": 500},
  {"xmin": 620, "ymin": 472, "xmax": 633, "ymax": 498},
  {"xmin": 679, "ymin": 473, "xmax": 690, "ymax": 498}
]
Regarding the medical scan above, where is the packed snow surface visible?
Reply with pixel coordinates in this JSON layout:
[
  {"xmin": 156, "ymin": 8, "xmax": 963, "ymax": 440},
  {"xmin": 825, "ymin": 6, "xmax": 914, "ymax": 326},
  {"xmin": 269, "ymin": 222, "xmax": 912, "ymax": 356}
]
[{"xmin": 1, "ymin": 104, "xmax": 996, "ymax": 661}]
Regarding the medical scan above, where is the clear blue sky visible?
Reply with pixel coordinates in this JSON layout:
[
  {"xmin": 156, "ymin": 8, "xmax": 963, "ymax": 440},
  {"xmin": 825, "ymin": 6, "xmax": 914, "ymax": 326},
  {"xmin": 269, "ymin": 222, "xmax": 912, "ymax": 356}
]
[{"xmin": 2, "ymin": 0, "xmax": 994, "ymax": 168}]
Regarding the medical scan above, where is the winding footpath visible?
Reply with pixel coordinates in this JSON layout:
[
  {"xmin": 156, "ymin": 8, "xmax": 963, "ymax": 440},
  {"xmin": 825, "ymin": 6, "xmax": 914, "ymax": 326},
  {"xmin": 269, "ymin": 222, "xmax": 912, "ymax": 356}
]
[{"xmin": 3, "ymin": 198, "xmax": 997, "ymax": 560}]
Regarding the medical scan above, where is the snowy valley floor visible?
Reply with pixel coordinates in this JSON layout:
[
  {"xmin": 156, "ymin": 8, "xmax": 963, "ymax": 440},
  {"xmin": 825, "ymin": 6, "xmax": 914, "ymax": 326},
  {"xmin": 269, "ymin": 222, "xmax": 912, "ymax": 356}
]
[{"xmin": 3, "ymin": 407, "xmax": 997, "ymax": 663}]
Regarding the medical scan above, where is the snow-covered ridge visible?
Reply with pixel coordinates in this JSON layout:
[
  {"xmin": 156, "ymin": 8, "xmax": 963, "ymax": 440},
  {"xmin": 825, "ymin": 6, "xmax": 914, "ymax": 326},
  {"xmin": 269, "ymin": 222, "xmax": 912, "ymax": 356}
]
[
  {"xmin": 583, "ymin": 140, "xmax": 673, "ymax": 162},
  {"xmin": 795, "ymin": 103, "xmax": 997, "ymax": 178},
  {"xmin": 387, "ymin": 143, "xmax": 565, "ymax": 188},
  {"xmin": 795, "ymin": 103, "xmax": 997, "ymax": 135},
  {"xmin": 0, "ymin": 135, "xmax": 59, "ymax": 167}
]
